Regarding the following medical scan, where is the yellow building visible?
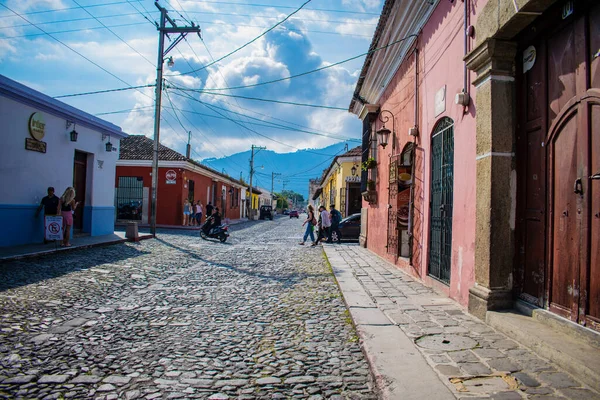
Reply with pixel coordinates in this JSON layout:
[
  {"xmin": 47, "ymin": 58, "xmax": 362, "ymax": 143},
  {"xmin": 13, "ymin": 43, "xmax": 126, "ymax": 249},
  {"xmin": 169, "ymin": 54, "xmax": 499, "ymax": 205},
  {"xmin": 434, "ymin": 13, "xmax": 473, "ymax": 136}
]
[{"xmin": 318, "ymin": 147, "xmax": 362, "ymax": 217}]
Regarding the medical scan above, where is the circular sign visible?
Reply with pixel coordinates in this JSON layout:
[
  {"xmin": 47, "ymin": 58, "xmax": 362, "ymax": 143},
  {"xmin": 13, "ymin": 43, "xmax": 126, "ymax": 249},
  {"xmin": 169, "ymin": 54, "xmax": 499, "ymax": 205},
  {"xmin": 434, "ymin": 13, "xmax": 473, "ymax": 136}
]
[
  {"xmin": 28, "ymin": 112, "xmax": 46, "ymax": 141},
  {"xmin": 523, "ymin": 45, "xmax": 536, "ymax": 73},
  {"xmin": 49, "ymin": 222, "xmax": 61, "ymax": 234},
  {"xmin": 166, "ymin": 170, "xmax": 177, "ymax": 181}
]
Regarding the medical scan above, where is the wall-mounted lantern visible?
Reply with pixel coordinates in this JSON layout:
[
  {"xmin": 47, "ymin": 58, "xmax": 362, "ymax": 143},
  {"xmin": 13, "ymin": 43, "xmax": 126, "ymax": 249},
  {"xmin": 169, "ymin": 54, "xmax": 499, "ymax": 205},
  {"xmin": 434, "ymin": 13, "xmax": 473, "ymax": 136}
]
[
  {"xmin": 376, "ymin": 110, "xmax": 394, "ymax": 149},
  {"xmin": 67, "ymin": 120, "xmax": 78, "ymax": 142}
]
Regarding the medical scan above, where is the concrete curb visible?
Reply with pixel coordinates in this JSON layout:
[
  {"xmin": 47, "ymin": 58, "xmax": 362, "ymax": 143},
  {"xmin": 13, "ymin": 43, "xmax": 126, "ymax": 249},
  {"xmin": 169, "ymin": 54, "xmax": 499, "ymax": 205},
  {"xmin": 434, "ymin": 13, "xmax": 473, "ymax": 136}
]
[
  {"xmin": 0, "ymin": 234, "xmax": 153, "ymax": 263},
  {"xmin": 324, "ymin": 246, "xmax": 455, "ymax": 400}
]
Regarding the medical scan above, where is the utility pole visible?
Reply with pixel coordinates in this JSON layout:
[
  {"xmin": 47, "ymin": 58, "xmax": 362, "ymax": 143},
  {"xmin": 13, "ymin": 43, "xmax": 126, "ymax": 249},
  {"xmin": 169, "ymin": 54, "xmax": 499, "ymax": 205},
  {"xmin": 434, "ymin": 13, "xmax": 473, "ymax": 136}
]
[
  {"xmin": 248, "ymin": 145, "xmax": 266, "ymax": 218},
  {"xmin": 186, "ymin": 130, "xmax": 191, "ymax": 158},
  {"xmin": 271, "ymin": 172, "xmax": 281, "ymax": 208},
  {"xmin": 150, "ymin": 2, "xmax": 201, "ymax": 237}
]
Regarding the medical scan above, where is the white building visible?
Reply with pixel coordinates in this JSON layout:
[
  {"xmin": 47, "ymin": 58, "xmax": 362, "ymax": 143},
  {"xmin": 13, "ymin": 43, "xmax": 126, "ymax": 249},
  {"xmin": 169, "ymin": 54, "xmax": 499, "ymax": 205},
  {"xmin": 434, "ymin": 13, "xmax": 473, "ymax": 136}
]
[{"xmin": 0, "ymin": 75, "xmax": 127, "ymax": 247}]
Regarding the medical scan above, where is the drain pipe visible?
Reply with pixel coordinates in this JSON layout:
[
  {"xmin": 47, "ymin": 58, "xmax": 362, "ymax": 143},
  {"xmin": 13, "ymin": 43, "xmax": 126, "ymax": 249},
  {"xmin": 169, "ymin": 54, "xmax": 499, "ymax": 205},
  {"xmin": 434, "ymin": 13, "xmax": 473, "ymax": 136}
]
[
  {"xmin": 408, "ymin": 46, "xmax": 419, "ymax": 268},
  {"xmin": 455, "ymin": 0, "xmax": 471, "ymax": 110}
]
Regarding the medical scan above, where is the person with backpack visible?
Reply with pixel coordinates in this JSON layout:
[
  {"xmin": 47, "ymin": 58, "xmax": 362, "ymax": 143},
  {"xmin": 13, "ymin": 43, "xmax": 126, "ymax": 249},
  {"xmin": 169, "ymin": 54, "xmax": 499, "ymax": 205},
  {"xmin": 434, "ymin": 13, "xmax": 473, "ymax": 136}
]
[
  {"xmin": 299, "ymin": 204, "xmax": 317, "ymax": 245},
  {"xmin": 327, "ymin": 204, "xmax": 343, "ymax": 244},
  {"xmin": 313, "ymin": 205, "xmax": 331, "ymax": 246}
]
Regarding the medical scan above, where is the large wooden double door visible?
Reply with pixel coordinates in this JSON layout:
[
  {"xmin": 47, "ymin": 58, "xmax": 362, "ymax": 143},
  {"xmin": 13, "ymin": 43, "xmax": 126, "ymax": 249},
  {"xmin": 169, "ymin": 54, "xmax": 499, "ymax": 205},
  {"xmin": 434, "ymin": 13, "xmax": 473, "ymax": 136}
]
[{"xmin": 517, "ymin": 2, "xmax": 600, "ymax": 330}]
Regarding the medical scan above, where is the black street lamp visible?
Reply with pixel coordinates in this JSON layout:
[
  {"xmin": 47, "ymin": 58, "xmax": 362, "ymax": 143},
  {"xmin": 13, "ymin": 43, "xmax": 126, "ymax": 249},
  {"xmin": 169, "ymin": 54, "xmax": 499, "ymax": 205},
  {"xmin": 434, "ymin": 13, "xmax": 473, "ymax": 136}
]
[
  {"xmin": 376, "ymin": 109, "xmax": 395, "ymax": 149},
  {"xmin": 69, "ymin": 129, "xmax": 78, "ymax": 142}
]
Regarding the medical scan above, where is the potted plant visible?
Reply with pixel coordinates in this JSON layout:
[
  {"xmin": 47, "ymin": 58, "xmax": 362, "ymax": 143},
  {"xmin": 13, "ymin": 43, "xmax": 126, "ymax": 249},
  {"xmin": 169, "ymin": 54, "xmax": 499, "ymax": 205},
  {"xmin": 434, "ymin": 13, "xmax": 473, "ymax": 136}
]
[{"xmin": 361, "ymin": 157, "xmax": 377, "ymax": 171}]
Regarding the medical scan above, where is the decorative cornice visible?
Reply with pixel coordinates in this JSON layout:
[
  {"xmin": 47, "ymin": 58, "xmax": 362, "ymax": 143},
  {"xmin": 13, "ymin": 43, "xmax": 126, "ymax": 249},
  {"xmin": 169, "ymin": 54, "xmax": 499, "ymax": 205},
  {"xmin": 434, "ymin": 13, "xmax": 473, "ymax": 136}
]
[
  {"xmin": 358, "ymin": 104, "xmax": 380, "ymax": 121},
  {"xmin": 465, "ymin": 39, "xmax": 517, "ymax": 86}
]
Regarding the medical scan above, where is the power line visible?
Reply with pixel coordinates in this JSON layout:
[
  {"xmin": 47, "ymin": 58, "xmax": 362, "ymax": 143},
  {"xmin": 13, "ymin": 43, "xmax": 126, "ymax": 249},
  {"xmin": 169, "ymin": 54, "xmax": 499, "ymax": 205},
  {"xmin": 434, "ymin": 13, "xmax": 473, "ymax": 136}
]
[
  {"xmin": 167, "ymin": 85, "xmax": 348, "ymax": 110},
  {"xmin": 0, "ymin": 3, "xmax": 143, "ymax": 90},
  {"xmin": 163, "ymin": 1, "xmax": 380, "ymax": 16},
  {"xmin": 166, "ymin": 0, "xmax": 312, "ymax": 76},
  {"xmin": 1, "ymin": 22, "xmax": 149, "ymax": 39},
  {"xmin": 194, "ymin": 34, "xmax": 418, "ymax": 92},
  {"xmin": 0, "ymin": 0, "xmax": 146, "ymax": 18},
  {"xmin": 169, "ymin": 87, "xmax": 341, "ymax": 157},
  {"xmin": 54, "ymin": 84, "xmax": 154, "ymax": 98}
]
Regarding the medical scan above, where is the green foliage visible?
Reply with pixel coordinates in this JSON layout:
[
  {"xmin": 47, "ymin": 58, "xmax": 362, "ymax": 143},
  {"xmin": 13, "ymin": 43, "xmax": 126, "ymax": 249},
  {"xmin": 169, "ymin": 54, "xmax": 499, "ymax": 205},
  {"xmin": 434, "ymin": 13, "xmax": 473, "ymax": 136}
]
[{"xmin": 361, "ymin": 157, "xmax": 377, "ymax": 171}]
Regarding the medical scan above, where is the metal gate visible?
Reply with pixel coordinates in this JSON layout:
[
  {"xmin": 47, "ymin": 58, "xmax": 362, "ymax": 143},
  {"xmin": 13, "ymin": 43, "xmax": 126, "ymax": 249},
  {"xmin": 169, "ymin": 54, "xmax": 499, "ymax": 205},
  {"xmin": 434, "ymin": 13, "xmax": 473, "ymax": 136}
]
[
  {"xmin": 116, "ymin": 176, "xmax": 143, "ymax": 221},
  {"xmin": 428, "ymin": 118, "xmax": 454, "ymax": 283},
  {"xmin": 387, "ymin": 157, "xmax": 399, "ymax": 257}
]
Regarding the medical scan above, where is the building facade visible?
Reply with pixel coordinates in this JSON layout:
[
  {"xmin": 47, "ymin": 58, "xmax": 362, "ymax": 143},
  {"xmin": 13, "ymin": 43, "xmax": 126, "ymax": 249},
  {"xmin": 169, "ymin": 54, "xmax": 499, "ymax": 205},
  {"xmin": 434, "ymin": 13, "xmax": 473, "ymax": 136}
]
[
  {"xmin": 116, "ymin": 136, "xmax": 245, "ymax": 225},
  {"xmin": 318, "ymin": 147, "xmax": 363, "ymax": 217},
  {"xmin": 350, "ymin": 0, "xmax": 599, "ymax": 329},
  {"xmin": 0, "ymin": 75, "xmax": 126, "ymax": 247}
]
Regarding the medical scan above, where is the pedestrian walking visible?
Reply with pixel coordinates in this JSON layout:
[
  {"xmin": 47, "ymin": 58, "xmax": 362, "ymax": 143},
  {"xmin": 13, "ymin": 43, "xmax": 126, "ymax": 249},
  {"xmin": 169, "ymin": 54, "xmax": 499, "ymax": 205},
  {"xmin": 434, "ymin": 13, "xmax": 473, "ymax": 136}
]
[
  {"xmin": 299, "ymin": 204, "xmax": 317, "ymax": 245},
  {"xmin": 35, "ymin": 186, "xmax": 60, "ymax": 244},
  {"xmin": 313, "ymin": 205, "xmax": 331, "ymax": 246},
  {"xmin": 195, "ymin": 201, "xmax": 203, "ymax": 226},
  {"xmin": 327, "ymin": 204, "xmax": 342, "ymax": 244},
  {"xmin": 57, "ymin": 187, "xmax": 79, "ymax": 247},
  {"xmin": 183, "ymin": 199, "xmax": 191, "ymax": 226}
]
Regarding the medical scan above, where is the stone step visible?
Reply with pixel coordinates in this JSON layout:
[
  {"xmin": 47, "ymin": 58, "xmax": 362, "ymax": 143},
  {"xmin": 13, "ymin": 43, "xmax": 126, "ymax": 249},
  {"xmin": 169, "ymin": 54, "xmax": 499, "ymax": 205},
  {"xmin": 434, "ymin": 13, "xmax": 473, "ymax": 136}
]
[{"xmin": 487, "ymin": 304, "xmax": 600, "ymax": 393}]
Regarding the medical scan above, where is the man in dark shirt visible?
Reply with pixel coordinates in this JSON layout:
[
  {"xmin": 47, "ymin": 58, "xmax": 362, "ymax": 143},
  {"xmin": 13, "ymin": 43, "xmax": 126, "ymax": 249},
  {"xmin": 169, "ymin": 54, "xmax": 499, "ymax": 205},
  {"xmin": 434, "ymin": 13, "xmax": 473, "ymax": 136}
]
[
  {"xmin": 35, "ymin": 187, "xmax": 59, "ymax": 244},
  {"xmin": 205, "ymin": 202, "xmax": 213, "ymax": 220},
  {"xmin": 36, "ymin": 187, "xmax": 59, "ymax": 216}
]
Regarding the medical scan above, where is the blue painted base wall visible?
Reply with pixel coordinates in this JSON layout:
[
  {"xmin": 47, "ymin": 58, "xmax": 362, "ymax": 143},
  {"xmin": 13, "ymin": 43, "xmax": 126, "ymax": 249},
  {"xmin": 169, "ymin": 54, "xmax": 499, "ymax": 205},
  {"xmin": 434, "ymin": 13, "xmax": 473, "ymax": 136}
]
[{"xmin": 0, "ymin": 204, "xmax": 115, "ymax": 247}]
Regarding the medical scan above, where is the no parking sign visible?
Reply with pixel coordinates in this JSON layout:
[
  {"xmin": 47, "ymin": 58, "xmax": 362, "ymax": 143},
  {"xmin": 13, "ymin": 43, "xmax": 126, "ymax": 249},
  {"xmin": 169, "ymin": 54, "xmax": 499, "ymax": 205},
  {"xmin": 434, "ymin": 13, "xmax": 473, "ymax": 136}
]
[{"xmin": 45, "ymin": 216, "xmax": 63, "ymax": 241}]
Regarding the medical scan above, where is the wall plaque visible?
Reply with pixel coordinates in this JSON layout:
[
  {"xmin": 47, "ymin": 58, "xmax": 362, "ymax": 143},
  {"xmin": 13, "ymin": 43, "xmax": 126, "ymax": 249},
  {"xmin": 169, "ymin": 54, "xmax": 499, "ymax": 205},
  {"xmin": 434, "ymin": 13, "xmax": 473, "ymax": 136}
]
[
  {"xmin": 434, "ymin": 85, "xmax": 446, "ymax": 117},
  {"xmin": 25, "ymin": 137, "xmax": 46, "ymax": 153}
]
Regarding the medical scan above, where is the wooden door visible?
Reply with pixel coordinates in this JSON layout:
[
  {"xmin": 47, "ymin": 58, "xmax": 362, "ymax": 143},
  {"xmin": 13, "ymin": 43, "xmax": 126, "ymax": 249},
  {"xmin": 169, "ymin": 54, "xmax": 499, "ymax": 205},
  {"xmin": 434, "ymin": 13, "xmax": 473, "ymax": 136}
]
[
  {"xmin": 73, "ymin": 151, "xmax": 87, "ymax": 231},
  {"xmin": 517, "ymin": 2, "xmax": 600, "ymax": 330}
]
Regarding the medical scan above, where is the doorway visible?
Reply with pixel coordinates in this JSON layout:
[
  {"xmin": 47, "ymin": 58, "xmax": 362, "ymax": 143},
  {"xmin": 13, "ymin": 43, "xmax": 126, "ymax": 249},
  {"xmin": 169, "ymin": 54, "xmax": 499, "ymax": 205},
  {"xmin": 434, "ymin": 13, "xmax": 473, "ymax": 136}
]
[
  {"xmin": 428, "ymin": 118, "xmax": 454, "ymax": 284},
  {"xmin": 72, "ymin": 151, "xmax": 87, "ymax": 231},
  {"xmin": 516, "ymin": 3, "xmax": 600, "ymax": 330}
]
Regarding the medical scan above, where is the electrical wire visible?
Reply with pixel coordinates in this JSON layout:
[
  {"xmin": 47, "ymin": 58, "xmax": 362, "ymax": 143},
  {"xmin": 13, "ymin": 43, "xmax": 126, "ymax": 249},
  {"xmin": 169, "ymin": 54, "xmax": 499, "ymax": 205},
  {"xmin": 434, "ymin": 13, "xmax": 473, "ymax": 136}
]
[
  {"xmin": 169, "ymin": 87, "xmax": 341, "ymax": 157},
  {"xmin": 0, "ymin": 3, "xmax": 144, "ymax": 90},
  {"xmin": 165, "ymin": 0, "xmax": 312, "ymax": 77},
  {"xmin": 165, "ymin": 1, "xmax": 380, "ymax": 16},
  {"xmin": 0, "ymin": 0, "xmax": 146, "ymax": 18},
  {"xmin": 194, "ymin": 34, "xmax": 418, "ymax": 92},
  {"xmin": 54, "ymin": 84, "xmax": 154, "ymax": 99},
  {"xmin": 167, "ymin": 85, "xmax": 348, "ymax": 110}
]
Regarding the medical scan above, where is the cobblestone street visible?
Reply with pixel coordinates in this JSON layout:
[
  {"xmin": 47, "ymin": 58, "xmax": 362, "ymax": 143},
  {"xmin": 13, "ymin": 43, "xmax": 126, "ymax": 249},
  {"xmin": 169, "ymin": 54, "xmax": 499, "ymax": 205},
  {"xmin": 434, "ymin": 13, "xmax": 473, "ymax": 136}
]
[{"xmin": 0, "ymin": 218, "xmax": 374, "ymax": 400}]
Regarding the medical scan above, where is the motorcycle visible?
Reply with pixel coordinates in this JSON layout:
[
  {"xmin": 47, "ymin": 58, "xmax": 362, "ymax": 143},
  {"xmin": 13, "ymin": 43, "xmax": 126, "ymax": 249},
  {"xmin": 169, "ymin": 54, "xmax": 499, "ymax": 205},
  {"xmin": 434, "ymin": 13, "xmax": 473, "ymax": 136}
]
[{"xmin": 199, "ymin": 220, "xmax": 229, "ymax": 243}]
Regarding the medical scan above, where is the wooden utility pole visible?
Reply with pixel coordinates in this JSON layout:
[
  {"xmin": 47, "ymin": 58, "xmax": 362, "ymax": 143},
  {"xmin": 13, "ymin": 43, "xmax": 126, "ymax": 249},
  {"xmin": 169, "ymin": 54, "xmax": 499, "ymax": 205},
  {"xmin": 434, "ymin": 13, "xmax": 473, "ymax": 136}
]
[{"xmin": 150, "ymin": 3, "xmax": 201, "ymax": 237}]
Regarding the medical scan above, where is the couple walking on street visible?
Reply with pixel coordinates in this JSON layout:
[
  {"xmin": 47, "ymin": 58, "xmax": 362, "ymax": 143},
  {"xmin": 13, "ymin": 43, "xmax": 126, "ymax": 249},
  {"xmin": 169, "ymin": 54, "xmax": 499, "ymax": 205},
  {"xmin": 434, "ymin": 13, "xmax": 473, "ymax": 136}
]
[
  {"xmin": 35, "ymin": 186, "xmax": 80, "ymax": 247},
  {"xmin": 299, "ymin": 204, "xmax": 342, "ymax": 246}
]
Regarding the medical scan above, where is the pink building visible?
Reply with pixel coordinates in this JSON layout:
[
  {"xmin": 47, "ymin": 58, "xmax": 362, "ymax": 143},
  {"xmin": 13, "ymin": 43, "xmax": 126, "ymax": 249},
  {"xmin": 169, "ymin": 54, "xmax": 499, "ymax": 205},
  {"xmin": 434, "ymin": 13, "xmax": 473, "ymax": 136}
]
[{"xmin": 350, "ymin": 0, "xmax": 600, "ymax": 332}]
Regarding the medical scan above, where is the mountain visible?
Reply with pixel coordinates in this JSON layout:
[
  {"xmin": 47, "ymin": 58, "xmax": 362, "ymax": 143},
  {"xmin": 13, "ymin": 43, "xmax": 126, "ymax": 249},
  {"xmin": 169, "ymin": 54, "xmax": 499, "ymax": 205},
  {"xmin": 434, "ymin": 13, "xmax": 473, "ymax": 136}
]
[{"xmin": 202, "ymin": 141, "xmax": 359, "ymax": 198}]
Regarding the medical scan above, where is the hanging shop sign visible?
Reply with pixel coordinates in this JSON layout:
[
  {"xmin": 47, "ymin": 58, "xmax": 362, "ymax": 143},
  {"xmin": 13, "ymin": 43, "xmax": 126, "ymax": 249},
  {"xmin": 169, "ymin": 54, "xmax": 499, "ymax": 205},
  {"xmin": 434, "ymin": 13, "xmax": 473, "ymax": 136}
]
[
  {"xmin": 389, "ymin": 160, "xmax": 398, "ymax": 183},
  {"xmin": 25, "ymin": 112, "xmax": 47, "ymax": 153},
  {"xmin": 345, "ymin": 176, "xmax": 361, "ymax": 183},
  {"xmin": 166, "ymin": 169, "xmax": 177, "ymax": 184}
]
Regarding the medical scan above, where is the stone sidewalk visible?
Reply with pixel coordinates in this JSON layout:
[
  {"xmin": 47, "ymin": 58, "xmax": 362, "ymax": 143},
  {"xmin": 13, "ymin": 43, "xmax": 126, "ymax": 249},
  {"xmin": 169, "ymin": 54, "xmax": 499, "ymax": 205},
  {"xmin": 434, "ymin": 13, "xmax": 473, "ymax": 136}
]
[{"xmin": 323, "ymin": 244, "xmax": 600, "ymax": 400}]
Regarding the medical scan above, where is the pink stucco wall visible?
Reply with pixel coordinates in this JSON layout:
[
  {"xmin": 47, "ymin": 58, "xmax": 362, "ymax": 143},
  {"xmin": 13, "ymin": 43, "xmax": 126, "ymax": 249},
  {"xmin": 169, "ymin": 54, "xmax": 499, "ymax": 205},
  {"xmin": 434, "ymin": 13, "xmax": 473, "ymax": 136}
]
[{"xmin": 365, "ymin": 0, "xmax": 483, "ymax": 306}]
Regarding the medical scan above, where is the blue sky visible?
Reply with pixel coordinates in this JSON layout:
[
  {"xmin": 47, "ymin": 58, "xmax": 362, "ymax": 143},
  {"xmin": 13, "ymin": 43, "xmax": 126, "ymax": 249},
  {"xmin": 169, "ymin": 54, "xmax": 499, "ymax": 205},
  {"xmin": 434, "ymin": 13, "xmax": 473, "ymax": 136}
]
[{"xmin": 0, "ymin": 0, "xmax": 381, "ymax": 173}]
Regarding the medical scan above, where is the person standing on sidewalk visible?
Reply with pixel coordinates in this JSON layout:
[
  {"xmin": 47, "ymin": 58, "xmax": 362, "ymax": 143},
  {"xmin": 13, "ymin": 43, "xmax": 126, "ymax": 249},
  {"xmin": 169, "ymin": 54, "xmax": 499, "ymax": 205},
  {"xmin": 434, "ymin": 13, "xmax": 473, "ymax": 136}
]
[
  {"xmin": 313, "ymin": 205, "xmax": 331, "ymax": 246},
  {"xmin": 58, "ymin": 187, "xmax": 79, "ymax": 247},
  {"xmin": 205, "ymin": 202, "xmax": 213, "ymax": 222},
  {"xmin": 299, "ymin": 204, "xmax": 316, "ymax": 245},
  {"xmin": 195, "ymin": 201, "xmax": 203, "ymax": 226},
  {"xmin": 35, "ymin": 186, "xmax": 60, "ymax": 244},
  {"xmin": 327, "ymin": 204, "xmax": 342, "ymax": 244}
]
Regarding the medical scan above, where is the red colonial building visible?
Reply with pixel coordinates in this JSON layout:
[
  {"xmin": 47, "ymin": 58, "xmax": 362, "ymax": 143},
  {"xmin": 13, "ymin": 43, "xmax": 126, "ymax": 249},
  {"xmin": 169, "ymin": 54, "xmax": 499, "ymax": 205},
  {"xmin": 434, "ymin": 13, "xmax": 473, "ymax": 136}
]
[{"xmin": 116, "ymin": 135, "xmax": 246, "ymax": 226}]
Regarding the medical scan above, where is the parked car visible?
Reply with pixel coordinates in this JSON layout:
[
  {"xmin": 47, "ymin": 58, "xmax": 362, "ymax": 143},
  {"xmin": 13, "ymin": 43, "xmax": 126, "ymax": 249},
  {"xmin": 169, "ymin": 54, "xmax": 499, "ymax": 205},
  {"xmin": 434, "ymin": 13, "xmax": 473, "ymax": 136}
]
[
  {"xmin": 289, "ymin": 210, "xmax": 299, "ymax": 218},
  {"xmin": 117, "ymin": 201, "xmax": 142, "ymax": 220},
  {"xmin": 335, "ymin": 213, "xmax": 361, "ymax": 242},
  {"xmin": 283, "ymin": 209, "xmax": 290, "ymax": 215},
  {"xmin": 259, "ymin": 205, "xmax": 274, "ymax": 220}
]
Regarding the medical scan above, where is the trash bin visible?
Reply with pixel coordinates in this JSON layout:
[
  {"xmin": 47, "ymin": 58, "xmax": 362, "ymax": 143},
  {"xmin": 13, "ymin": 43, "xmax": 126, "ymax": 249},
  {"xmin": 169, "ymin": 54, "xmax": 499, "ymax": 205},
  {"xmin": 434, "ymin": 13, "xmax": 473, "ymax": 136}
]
[{"xmin": 125, "ymin": 221, "xmax": 139, "ymax": 241}]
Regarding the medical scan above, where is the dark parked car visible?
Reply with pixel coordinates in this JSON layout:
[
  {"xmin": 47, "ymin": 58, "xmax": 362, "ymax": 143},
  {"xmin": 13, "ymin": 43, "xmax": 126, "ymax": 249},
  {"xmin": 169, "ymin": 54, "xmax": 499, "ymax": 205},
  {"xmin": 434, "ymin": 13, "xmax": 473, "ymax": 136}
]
[
  {"xmin": 259, "ymin": 205, "xmax": 273, "ymax": 220},
  {"xmin": 289, "ymin": 210, "xmax": 299, "ymax": 218},
  {"xmin": 334, "ymin": 213, "xmax": 361, "ymax": 242},
  {"xmin": 282, "ymin": 209, "xmax": 290, "ymax": 215}
]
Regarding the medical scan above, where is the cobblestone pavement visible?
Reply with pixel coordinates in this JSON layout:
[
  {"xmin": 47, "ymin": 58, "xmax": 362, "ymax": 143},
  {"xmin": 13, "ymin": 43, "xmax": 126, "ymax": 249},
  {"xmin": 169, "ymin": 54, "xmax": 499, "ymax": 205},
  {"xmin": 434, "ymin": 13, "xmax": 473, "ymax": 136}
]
[
  {"xmin": 0, "ymin": 218, "xmax": 375, "ymax": 400},
  {"xmin": 325, "ymin": 245, "xmax": 600, "ymax": 400}
]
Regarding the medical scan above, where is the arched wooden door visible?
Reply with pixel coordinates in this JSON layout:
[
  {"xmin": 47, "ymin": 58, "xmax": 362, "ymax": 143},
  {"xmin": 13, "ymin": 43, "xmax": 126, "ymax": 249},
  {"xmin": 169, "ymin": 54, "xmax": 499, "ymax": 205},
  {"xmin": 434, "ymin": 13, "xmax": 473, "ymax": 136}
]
[{"xmin": 547, "ymin": 90, "xmax": 600, "ymax": 329}]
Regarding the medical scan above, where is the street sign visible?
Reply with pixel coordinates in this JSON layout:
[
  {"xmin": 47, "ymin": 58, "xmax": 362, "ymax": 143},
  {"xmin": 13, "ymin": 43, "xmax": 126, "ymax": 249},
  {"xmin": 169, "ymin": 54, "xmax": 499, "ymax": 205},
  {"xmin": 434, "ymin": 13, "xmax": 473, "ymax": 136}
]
[
  {"xmin": 166, "ymin": 169, "xmax": 177, "ymax": 184},
  {"xmin": 45, "ymin": 216, "xmax": 63, "ymax": 241}
]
